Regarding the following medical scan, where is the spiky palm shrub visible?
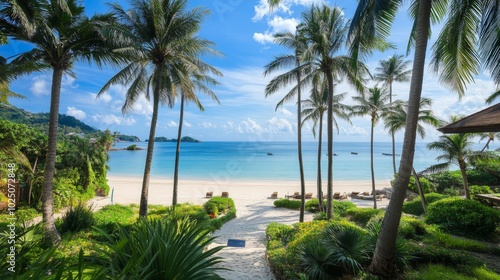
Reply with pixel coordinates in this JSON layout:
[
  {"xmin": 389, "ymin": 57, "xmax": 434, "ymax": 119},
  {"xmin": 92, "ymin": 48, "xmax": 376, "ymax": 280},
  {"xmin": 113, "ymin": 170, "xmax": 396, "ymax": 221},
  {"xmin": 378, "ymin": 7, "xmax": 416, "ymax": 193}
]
[{"xmin": 98, "ymin": 217, "xmax": 225, "ymax": 279}]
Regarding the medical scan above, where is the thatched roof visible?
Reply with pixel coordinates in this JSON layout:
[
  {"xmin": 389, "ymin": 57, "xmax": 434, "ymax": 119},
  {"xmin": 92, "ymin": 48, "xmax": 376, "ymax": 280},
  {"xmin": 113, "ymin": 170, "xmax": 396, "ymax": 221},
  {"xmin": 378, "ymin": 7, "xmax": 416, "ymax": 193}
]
[{"xmin": 438, "ymin": 103, "xmax": 500, "ymax": 133}]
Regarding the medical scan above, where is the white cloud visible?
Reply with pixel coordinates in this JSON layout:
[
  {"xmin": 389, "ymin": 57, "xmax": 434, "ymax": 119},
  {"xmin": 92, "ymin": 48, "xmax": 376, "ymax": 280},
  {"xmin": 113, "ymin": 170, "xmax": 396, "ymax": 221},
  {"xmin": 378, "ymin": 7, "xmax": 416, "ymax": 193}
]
[
  {"xmin": 167, "ymin": 121, "xmax": 177, "ymax": 127},
  {"xmin": 94, "ymin": 91, "xmax": 112, "ymax": 103},
  {"xmin": 253, "ymin": 16, "xmax": 299, "ymax": 44},
  {"xmin": 267, "ymin": 117, "xmax": 293, "ymax": 134},
  {"xmin": 91, "ymin": 114, "xmax": 136, "ymax": 126},
  {"xmin": 30, "ymin": 76, "xmax": 49, "ymax": 96},
  {"xmin": 252, "ymin": 0, "xmax": 325, "ymax": 21},
  {"xmin": 184, "ymin": 121, "xmax": 193, "ymax": 128},
  {"xmin": 339, "ymin": 125, "xmax": 368, "ymax": 136},
  {"xmin": 66, "ymin": 106, "xmax": 86, "ymax": 120},
  {"xmin": 200, "ymin": 122, "xmax": 217, "ymax": 128},
  {"xmin": 241, "ymin": 118, "xmax": 263, "ymax": 134},
  {"xmin": 278, "ymin": 107, "xmax": 294, "ymax": 117}
]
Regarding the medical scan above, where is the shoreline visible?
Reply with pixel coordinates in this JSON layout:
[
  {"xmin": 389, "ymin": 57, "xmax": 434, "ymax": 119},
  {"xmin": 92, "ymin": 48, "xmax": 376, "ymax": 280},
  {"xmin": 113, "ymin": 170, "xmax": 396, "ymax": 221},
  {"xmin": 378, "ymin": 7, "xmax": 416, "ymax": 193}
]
[{"xmin": 106, "ymin": 175, "xmax": 392, "ymax": 207}]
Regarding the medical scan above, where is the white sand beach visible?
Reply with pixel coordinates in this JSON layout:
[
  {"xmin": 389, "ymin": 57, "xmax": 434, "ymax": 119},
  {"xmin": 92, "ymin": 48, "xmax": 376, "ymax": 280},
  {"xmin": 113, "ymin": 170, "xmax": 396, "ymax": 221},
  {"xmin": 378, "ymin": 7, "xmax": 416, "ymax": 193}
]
[{"xmin": 89, "ymin": 175, "xmax": 391, "ymax": 280}]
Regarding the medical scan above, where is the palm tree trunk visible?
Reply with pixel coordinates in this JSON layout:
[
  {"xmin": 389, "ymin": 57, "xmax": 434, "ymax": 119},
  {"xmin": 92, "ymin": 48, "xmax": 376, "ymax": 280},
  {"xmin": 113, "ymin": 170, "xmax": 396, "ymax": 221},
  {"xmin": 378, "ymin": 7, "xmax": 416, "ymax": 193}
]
[
  {"xmin": 412, "ymin": 167, "xmax": 427, "ymax": 214},
  {"xmin": 370, "ymin": 118, "xmax": 377, "ymax": 209},
  {"xmin": 173, "ymin": 94, "xmax": 185, "ymax": 206},
  {"xmin": 481, "ymin": 134, "xmax": 493, "ymax": 152},
  {"xmin": 297, "ymin": 70, "xmax": 306, "ymax": 223},
  {"xmin": 459, "ymin": 159, "xmax": 470, "ymax": 199},
  {"xmin": 41, "ymin": 67, "xmax": 63, "ymax": 245},
  {"xmin": 326, "ymin": 71, "xmax": 334, "ymax": 219},
  {"xmin": 390, "ymin": 82, "xmax": 397, "ymax": 175},
  {"xmin": 317, "ymin": 112, "xmax": 324, "ymax": 212},
  {"xmin": 368, "ymin": 0, "xmax": 432, "ymax": 276},
  {"xmin": 139, "ymin": 93, "xmax": 160, "ymax": 217},
  {"xmin": 28, "ymin": 156, "xmax": 38, "ymax": 205}
]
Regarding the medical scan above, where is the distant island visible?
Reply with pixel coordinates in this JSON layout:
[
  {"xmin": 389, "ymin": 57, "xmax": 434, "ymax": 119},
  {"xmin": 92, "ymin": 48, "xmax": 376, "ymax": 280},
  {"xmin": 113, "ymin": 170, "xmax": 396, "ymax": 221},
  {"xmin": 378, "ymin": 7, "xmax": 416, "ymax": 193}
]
[
  {"xmin": 115, "ymin": 134, "xmax": 141, "ymax": 142},
  {"xmin": 147, "ymin": 136, "xmax": 201, "ymax": 143}
]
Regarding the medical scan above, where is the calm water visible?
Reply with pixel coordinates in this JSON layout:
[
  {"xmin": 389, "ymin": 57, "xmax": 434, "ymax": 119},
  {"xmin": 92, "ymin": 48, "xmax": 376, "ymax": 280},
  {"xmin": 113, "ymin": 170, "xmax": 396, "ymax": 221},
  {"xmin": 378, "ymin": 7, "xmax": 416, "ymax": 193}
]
[{"xmin": 107, "ymin": 141, "xmax": 480, "ymax": 181}]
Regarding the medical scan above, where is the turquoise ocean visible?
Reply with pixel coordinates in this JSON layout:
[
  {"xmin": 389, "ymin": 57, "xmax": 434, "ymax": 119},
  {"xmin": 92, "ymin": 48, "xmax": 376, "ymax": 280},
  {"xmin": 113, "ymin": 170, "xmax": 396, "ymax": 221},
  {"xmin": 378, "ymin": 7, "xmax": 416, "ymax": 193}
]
[{"xmin": 107, "ymin": 141, "xmax": 485, "ymax": 182}]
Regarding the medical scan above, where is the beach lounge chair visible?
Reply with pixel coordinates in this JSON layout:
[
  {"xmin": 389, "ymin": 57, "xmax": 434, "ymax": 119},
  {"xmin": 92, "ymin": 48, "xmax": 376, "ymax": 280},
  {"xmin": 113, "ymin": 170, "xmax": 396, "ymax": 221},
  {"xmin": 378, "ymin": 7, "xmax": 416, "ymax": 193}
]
[
  {"xmin": 333, "ymin": 192, "xmax": 341, "ymax": 200},
  {"xmin": 270, "ymin": 192, "xmax": 278, "ymax": 199},
  {"xmin": 222, "ymin": 192, "xmax": 229, "ymax": 198},
  {"xmin": 206, "ymin": 191, "xmax": 213, "ymax": 198},
  {"xmin": 286, "ymin": 192, "xmax": 300, "ymax": 199},
  {"xmin": 305, "ymin": 193, "xmax": 313, "ymax": 199}
]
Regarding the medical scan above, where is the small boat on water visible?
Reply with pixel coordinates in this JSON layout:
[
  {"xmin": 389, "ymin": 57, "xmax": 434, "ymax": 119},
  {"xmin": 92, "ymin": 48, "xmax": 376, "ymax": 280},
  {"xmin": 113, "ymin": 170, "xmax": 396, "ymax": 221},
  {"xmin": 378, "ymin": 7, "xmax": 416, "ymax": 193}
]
[
  {"xmin": 267, "ymin": 152, "xmax": 273, "ymax": 156},
  {"xmin": 382, "ymin": 153, "xmax": 400, "ymax": 156},
  {"xmin": 351, "ymin": 152, "xmax": 358, "ymax": 155}
]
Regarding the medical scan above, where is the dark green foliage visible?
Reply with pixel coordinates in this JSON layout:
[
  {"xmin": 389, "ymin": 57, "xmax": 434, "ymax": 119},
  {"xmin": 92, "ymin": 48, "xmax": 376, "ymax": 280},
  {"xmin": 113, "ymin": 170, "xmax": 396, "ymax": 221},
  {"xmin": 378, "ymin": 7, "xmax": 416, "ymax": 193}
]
[
  {"xmin": 204, "ymin": 197, "xmax": 235, "ymax": 217},
  {"xmin": 126, "ymin": 144, "xmax": 139, "ymax": 150},
  {"xmin": 345, "ymin": 207, "xmax": 383, "ymax": 226},
  {"xmin": 402, "ymin": 193, "xmax": 449, "ymax": 216},
  {"xmin": 407, "ymin": 243, "xmax": 483, "ymax": 268},
  {"xmin": 426, "ymin": 198, "xmax": 500, "ymax": 239},
  {"xmin": 58, "ymin": 203, "xmax": 95, "ymax": 234},
  {"xmin": 305, "ymin": 198, "xmax": 323, "ymax": 212},
  {"xmin": 174, "ymin": 204, "xmax": 208, "ymax": 224},
  {"xmin": 274, "ymin": 198, "xmax": 301, "ymax": 210},
  {"xmin": 153, "ymin": 136, "xmax": 200, "ymax": 142},
  {"xmin": 470, "ymin": 185, "xmax": 494, "ymax": 198},
  {"xmin": 466, "ymin": 168, "xmax": 500, "ymax": 185},
  {"xmin": 0, "ymin": 105, "xmax": 97, "ymax": 134},
  {"xmin": 407, "ymin": 175, "xmax": 435, "ymax": 193},
  {"xmin": 427, "ymin": 171, "xmax": 464, "ymax": 193},
  {"xmin": 97, "ymin": 217, "xmax": 225, "ymax": 279},
  {"xmin": 398, "ymin": 216, "xmax": 427, "ymax": 239},
  {"xmin": 333, "ymin": 200, "xmax": 357, "ymax": 216},
  {"xmin": 116, "ymin": 134, "xmax": 141, "ymax": 142},
  {"xmin": 266, "ymin": 222, "xmax": 296, "ymax": 249}
]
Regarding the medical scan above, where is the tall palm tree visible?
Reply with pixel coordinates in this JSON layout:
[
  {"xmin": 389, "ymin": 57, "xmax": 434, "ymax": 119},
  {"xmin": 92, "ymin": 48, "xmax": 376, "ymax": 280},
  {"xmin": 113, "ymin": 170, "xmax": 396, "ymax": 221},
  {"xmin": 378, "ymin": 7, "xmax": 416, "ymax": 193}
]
[
  {"xmin": 264, "ymin": 30, "xmax": 307, "ymax": 222},
  {"xmin": 99, "ymin": 0, "xmax": 217, "ymax": 217},
  {"xmin": 352, "ymin": 86, "xmax": 390, "ymax": 209},
  {"xmin": 173, "ymin": 68, "xmax": 221, "ymax": 206},
  {"xmin": 349, "ymin": 0, "xmax": 500, "ymax": 274},
  {"xmin": 299, "ymin": 5, "xmax": 367, "ymax": 219},
  {"xmin": 374, "ymin": 54, "xmax": 411, "ymax": 175},
  {"xmin": 384, "ymin": 98, "xmax": 440, "ymax": 211},
  {"xmin": 427, "ymin": 133, "xmax": 475, "ymax": 199},
  {"xmin": 1, "ymin": 0, "xmax": 117, "ymax": 245},
  {"xmin": 301, "ymin": 78, "xmax": 351, "ymax": 212},
  {"xmin": 479, "ymin": 132, "xmax": 500, "ymax": 152}
]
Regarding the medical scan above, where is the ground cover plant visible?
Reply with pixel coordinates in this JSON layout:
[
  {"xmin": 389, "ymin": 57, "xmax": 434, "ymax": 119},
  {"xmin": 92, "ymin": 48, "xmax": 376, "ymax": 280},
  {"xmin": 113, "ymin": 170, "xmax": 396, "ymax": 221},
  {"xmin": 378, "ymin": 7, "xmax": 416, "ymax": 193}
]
[{"xmin": 266, "ymin": 202, "xmax": 500, "ymax": 279}]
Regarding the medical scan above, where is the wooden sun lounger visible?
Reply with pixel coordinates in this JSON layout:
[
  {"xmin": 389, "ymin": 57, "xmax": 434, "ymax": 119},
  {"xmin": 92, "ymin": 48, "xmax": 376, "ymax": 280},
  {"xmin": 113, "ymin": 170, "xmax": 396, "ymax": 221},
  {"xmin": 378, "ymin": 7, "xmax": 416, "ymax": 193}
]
[
  {"xmin": 269, "ymin": 192, "xmax": 278, "ymax": 199},
  {"xmin": 305, "ymin": 193, "xmax": 313, "ymax": 199},
  {"xmin": 206, "ymin": 191, "xmax": 213, "ymax": 198},
  {"xmin": 286, "ymin": 192, "xmax": 300, "ymax": 199},
  {"xmin": 222, "ymin": 192, "xmax": 229, "ymax": 198}
]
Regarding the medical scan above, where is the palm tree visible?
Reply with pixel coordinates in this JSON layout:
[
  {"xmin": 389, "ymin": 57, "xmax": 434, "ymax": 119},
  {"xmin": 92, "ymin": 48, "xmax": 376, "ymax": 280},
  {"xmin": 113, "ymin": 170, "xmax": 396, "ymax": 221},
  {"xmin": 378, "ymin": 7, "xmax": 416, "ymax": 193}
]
[
  {"xmin": 352, "ymin": 87, "xmax": 390, "ymax": 209},
  {"xmin": 1, "ymin": 0, "xmax": 117, "ymax": 245},
  {"xmin": 374, "ymin": 55, "xmax": 411, "ymax": 175},
  {"xmin": 264, "ymin": 30, "xmax": 307, "ymax": 222},
  {"xmin": 299, "ymin": 5, "xmax": 367, "ymax": 219},
  {"xmin": 302, "ymin": 78, "xmax": 351, "ymax": 212},
  {"xmin": 348, "ymin": 0, "xmax": 500, "ymax": 274},
  {"xmin": 173, "ymin": 68, "xmax": 221, "ymax": 206},
  {"xmin": 99, "ymin": 0, "xmax": 217, "ymax": 217},
  {"xmin": 427, "ymin": 133, "xmax": 475, "ymax": 199},
  {"xmin": 479, "ymin": 132, "xmax": 500, "ymax": 152},
  {"xmin": 384, "ymin": 98, "xmax": 440, "ymax": 212}
]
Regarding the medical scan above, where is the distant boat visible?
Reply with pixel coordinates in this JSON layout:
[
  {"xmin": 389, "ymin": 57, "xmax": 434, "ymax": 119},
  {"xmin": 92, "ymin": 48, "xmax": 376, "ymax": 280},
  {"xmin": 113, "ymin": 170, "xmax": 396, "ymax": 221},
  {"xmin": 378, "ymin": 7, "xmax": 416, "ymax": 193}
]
[
  {"xmin": 267, "ymin": 152, "xmax": 273, "ymax": 156},
  {"xmin": 351, "ymin": 152, "xmax": 358, "ymax": 155},
  {"xmin": 382, "ymin": 153, "xmax": 400, "ymax": 156},
  {"xmin": 327, "ymin": 153, "xmax": 339, "ymax": 156}
]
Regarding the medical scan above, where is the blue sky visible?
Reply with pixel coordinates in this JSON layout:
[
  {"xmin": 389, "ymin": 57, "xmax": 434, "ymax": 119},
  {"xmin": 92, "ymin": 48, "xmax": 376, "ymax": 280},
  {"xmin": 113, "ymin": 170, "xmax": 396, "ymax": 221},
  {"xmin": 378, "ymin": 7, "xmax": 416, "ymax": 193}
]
[{"xmin": 2, "ymin": 0, "xmax": 498, "ymax": 143}]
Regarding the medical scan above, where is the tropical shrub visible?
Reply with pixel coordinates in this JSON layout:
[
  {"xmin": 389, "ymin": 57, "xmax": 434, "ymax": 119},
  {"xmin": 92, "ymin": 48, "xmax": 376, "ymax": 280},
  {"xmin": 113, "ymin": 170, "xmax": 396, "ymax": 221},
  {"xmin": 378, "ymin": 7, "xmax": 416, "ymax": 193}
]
[
  {"xmin": 402, "ymin": 193, "xmax": 449, "ymax": 216},
  {"xmin": 466, "ymin": 168, "xmax": 500, "ymax": 186},
  {"xmin": 405, "ymin": 264, "xmax": 499, "ymax": 280},
  {"xmin": 345, "ymin": 208, "xmax": 383, "ymax": 226},
  {"xmin": 173, "ymin": 203, "xmax": 208, "ymax": 224},
  {"xmin": 274, "ymin": 198, "xmax": 301, "ymax": 210},
  {"xmin": 407, "ymin": 243, "xmax": 483, "ymax": 268},
  {"xmin": 407, "ymin": 175, "xmax": 435, "ymax": 193},
  {"xmin": 470, "ymin": 185, "xmax": 494, "ymax": 199},
  {"xmin": 305, "ymin": 198, "xmax": 323, "ymax": 212},
  {"xmin": 94, "ymin": 204, "xmax": 135, "ymax": 233},
  {"xmin": 426, "ymin": 198, "xmax": 500, "ymax": 239},
  {"xmin": 427, "ymin": 171, "xmax": 463, "ymax": 193},
  {"xmin": 333, "ymin": 200, "xmax": 357, "ymax": 216},
  {"xmin": 398, "ymin": 216, "xmax": 427, "ymax": 239},
  {"xmin": 126, "ymin": 144, "xmax": 138, "ymax": 150},
  {"xmin": 204, "ymin": 197, "xmax": 235, "ymax": 217},
  {"xmin": 97, "ymin": 217, "xmax": 225, "ymax": 279},
  {"xmin": 58, "ymin": 203, "xmax": 95, "ymax": 234},
  {"xmin": 266, "ymin": 222, "xmax": 295, "ymax": 248}
]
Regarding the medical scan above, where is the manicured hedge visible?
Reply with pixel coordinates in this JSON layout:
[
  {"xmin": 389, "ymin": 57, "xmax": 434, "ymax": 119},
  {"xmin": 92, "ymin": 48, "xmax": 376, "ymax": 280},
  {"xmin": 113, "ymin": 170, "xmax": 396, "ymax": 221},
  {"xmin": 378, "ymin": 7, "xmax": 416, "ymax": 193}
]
[
  {"xmin": 402, "ymin": 193, "xmax": 449, "ymax": 216},
  {"xmin": 426, "ymin": 198, "xmax": 500, "ymax": 239},
  {"xmin": 274, "ymin": 198, "xmax": 301, "ymax": 210}
]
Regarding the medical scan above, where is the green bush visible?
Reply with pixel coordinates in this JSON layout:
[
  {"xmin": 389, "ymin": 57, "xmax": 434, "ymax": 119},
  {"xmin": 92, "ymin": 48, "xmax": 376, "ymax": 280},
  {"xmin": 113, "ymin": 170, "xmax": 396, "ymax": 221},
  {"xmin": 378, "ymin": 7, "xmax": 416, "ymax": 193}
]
[
  {"xmin": 398, "ymin": 216, "xmax": 427, "ymax": 239},
  {"xmin": 345, "ymin": 208, "xmax": 384, "ymax": 226},
  {"xmin": 407, "ymin": 175, "xmax": 435, "ymax": 193},
  {"xmin": 305, "ymin": 198, "xmax": 322, "ymax": 212},
  {"xmin": 126, "ymin": 144, "xmax": 138, "ymax": 150},
  {"xmin": 266, "ymin": 222, "xmax": 295, "ymax": 248},
  {"xmin": 466, "ymin": 168, "xmax": 500, "ymax": 186},
  {"xmin": 426, "ymin": 198, "xmax": 500, "ymax": 239},
  {"xmin": 428, "ymin": 171, "xmax": 463, "ymax": 193},
  {"xmin": 407, "ymin": 243, "xmax": 483, "ymax": 268},
  {"xmin": 405, "ymin": 264, "xmax": 499, "ymax": 280},
  {"xmin": 402, "ymin": 193, "xmax": 449, "ymax": 216},
  {"xmin": 58, "ymin": 203, "xmax": 95, "ymax": 234},
  {"xmin": 333, "ymin": 200, "xmax": 357, "ymax": 216},
  {"xmin": 97, "ymin": 217, "xmax": 225, "ymax": 279},
  {"xmin": 174, "ymin": 203, "xmax": 208, "ymax": 224},
  {"xmin": 470, "ymin": 185, "xmax": 494, "ymax": 199},
  {"xmin": 94, "ymin": 204, "xmax": 135, "ymax": 233},
  {"xmin": 274, "ymin": 198, "xmax": 301, "ymax": 210},
  {"xmin": 15, "ymin": 208, "xmax": 39, "ymax": 223},
  {"xmin": 204, "ymin": 197, "xmax": 235, "ymax": 217}
]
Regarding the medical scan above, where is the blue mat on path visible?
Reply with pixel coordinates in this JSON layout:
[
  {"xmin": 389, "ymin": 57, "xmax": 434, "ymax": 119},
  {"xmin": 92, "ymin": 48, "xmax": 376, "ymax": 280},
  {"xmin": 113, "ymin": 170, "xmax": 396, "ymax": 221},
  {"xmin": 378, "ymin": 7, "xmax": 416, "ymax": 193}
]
[{"xmin": 227, "ymin": 239, "xmax": 246, "ymax": 247}]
